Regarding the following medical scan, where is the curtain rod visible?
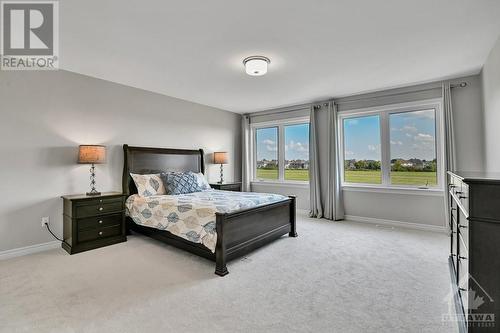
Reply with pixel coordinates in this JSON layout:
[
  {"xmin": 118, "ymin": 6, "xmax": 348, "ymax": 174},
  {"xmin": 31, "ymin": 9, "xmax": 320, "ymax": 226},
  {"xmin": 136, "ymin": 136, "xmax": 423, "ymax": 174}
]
[
  {"xmin": 246, "ymin": 81, "xmax": 468, "ymax": 116},
  {"xmin": 245, "ymin": 102, "xmax": 314, "ymax": 117},
  {"xmin": 450, "ymin": 82, "xmax": 468, "ymax": 89},
  {"xmin": 336, "ymin": 81, "xmax": 468, "ymax": 106}
]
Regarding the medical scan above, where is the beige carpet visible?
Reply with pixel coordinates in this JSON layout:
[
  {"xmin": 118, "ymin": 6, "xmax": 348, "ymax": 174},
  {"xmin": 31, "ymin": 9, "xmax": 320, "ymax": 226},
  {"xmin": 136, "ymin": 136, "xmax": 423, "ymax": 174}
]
[{"xmin": 0, "ymin": 212, "xmax": 458, "ymax": 333}]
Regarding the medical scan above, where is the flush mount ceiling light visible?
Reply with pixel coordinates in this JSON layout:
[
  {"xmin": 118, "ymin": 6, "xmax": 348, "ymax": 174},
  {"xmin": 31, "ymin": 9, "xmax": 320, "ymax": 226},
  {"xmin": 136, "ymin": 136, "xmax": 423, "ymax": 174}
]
[{"xmin": 243, "ymin": 56, "xmax": 270, "ymax": 76}]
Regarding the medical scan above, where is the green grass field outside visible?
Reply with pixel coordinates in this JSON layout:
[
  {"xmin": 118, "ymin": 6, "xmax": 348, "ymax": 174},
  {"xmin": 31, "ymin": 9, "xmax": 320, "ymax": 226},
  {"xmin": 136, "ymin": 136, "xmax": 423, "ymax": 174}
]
[
  {"xmin": 256, "ymin": 168, "xmax": 308, "ymax": 181},
  {"xmin": 345, "ymin": 170, "xmax": 437, "ymax": 186},
  {"xmin": 256, "ymin": 168, "xmax": 437, "ymax": 186}
]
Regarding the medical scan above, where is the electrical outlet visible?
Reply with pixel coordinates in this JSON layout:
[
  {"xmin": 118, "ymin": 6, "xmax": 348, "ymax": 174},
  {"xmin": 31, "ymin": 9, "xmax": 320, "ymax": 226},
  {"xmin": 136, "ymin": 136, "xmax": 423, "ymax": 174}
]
[{"xmin": 41, "ymin": 216, "xmax": 50, "ymax": 227}]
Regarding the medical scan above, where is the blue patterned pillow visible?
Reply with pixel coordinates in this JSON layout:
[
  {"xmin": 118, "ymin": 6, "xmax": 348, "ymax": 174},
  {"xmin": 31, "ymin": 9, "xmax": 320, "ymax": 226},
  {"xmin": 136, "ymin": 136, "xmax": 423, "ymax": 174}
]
[{"xmin": 162, "ymin": 172, "xmax": 201, "ymax": 195}]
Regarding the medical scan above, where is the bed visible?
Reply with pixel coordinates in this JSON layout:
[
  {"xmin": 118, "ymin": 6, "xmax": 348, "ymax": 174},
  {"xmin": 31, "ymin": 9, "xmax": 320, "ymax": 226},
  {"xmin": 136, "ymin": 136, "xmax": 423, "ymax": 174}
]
[{"xmin": 122, "ymin": 145, "xmax": 297, "ymax": 276}]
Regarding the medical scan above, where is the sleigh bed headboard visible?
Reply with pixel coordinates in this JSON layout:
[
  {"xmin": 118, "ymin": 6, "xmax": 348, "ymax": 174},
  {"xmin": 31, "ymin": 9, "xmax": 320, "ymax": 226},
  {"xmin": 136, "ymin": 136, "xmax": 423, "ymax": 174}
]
[{"xmin": 122, "ymin": 144, "xmax": 205, "ymax": 196}]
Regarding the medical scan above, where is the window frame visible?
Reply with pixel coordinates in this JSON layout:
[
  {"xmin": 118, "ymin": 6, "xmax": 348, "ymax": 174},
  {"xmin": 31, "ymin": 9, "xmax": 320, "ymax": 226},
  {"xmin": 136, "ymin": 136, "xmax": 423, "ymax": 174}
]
[
  {"xmin": 251, "ymin": 117, "xmax": 310, "ymax": 185},
  {"xmin": 338, "ymin": 99, "xmax": 444, "ymax": 192}
]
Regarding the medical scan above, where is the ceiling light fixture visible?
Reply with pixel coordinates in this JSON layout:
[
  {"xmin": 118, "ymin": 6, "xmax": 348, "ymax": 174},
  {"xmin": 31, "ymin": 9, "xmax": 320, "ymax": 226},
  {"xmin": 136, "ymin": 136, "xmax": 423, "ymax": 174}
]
[{"xmin": 243, "ymin": 56, "xmax": 270, "ymax": 76}]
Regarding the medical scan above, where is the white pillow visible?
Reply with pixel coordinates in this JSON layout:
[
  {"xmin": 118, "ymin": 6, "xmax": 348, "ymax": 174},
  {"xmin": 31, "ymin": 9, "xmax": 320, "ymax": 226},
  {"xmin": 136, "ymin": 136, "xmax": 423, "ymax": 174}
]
[
  {"xmin": 130, "ymin": 173, "xmax": 166, "ymax": 196},
  {"xmin": 193, "ymin": 172, "xmax": 211, "ymax": 190}
]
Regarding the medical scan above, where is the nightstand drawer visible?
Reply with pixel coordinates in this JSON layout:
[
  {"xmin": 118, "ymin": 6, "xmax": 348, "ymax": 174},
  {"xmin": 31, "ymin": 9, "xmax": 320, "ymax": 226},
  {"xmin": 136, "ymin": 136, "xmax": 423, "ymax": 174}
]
[
  {"xmin": 75, "ymin": 196, "xmax": 123, "ymax": 206},
  {"xmin": 78, "ymin": 213, "xmax": 123, "ymax": 231},
  {"xmin": 210, "ymin": 183, "xmax": 242, "ymax": 192},
  {"xmin": 78, "ymin": 224, "xmax": 122, "ymax": 243},
  {"xmin": 75, "ymin": 201, "xmax": 123, "ymax": 218},
  {"xmin": 221, "ymin": 184, "xmax": 240, "ymax": 191}
]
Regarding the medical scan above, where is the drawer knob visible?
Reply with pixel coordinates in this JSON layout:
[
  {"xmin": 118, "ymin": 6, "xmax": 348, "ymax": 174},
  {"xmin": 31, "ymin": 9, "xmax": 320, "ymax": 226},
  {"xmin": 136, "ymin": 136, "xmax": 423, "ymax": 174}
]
[
  {"xmin": 99, "ymin": 199, "xmax": 103, "ymax": 203},
  {"xmin": 459, "ymin": 225, "xmax": 468, "ymax": 229},
  {"xmin": 98, "ymin": 207, "xmax": 104, "ymax": 211},
  {"xmin": 99, "ymin": 220, "xmax": 103, "ymax": 224},
  {"xmin": 99, "ymin": 231, "xmax": 103, "ymax": 236}
]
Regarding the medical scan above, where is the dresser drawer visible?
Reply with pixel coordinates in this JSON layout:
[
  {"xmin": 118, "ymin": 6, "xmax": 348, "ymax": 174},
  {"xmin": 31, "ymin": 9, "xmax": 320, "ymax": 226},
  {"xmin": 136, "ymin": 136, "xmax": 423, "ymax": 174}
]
[
  {"xmin": 458, "ymin": 255, "xmax": 469, "ymax": 315},
  {"xmin": 77, "ymin": 213, "xmax": 123, "ymax": 231},
  {"xmin": 457, "ymin": 206, "xmax": 469, "ymax": 229},
  {"xmin": 459, "ymin": 226, "xmax": 468, "ymax": 251},
  {"xmin": 451, "ymin": 219, "xmax": 458, "ymax": 269},
  {"xmin": 75, "ymin": 201, "xmax": 123, "ymax": 218},
  {"xmin": 78, "ymin": 224, "xmax": 122, "ymax": 243},
  {"xmin": 457, "ymin": 183, "xmax": 469, "ymax": 215}
]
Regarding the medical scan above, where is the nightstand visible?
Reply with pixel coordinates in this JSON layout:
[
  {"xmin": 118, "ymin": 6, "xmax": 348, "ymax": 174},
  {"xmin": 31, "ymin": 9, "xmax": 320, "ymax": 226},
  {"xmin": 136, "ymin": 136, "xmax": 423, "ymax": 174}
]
[
  {"xmin": 209, "ymin": 182, "xmax": 242, "ymax": 192},
  {"xmin": 61, "ymin": 192, "xmax": 127, "ymax": 254}
]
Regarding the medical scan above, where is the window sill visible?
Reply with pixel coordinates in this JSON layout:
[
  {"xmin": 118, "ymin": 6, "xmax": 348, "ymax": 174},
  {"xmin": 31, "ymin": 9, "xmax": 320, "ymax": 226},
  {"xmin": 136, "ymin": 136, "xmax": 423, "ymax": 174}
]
[
  {"xmin": 251, "ymin": 181, "xmax": 309, "ymax": 188},
  {"xmin": 342, "ymin": 185, "xmax": 444, "ymax": 196}
]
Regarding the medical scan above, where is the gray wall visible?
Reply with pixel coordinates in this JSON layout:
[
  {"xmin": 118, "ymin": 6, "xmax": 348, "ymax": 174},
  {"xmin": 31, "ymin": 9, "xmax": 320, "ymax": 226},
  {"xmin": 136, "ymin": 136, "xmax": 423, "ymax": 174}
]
[
  {"xmin": 0, "ymin": 70, "xmax": 241, "ymax": 252},
  {"xmin": 452, "ymin": 75, "xmax": 485, "ymax": 171},
  {"xmin": 251, "ymin": 75, "xmax": 484, "ymax": 226},
  {"xmin": 251, "ymin": 184, "xmax": 310, "ymax": 211},
  {"xmin": 482, "ymin": 36, "xmax": 500, "ymax": 172}
]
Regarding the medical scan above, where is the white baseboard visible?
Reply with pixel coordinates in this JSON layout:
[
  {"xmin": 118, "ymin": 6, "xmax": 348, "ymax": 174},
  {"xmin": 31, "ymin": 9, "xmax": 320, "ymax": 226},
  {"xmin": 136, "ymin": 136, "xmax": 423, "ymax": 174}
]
[
  {"xmin": 345, "ymin": 215, "xmax": 446, "ymax": 233},
  {"xmin": 0, "ymin": 241, "xmax": 61, "ymax": 261}
]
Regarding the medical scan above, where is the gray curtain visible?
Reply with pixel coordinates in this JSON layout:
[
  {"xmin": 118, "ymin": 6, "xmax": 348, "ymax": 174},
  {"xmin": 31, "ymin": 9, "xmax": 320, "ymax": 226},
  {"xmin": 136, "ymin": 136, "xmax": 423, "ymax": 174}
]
[
  {"xmin": 443, "ymin": 82, "xmax": 456, "ymax": 223},
  {"xmin": 241, "ymin": 115, "xmax": 251, "ymax": 192},
  {"xmin": 309, "ymin": 101, "xmax": 344, "ymax": 220},
  {"xmin": 309, "ymin": 105, "xmax": 323, "ymax": 218}
]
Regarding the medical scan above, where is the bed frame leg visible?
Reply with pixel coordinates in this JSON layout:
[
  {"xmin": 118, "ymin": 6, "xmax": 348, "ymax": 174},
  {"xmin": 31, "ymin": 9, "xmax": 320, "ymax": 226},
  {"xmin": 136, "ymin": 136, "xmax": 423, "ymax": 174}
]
[
  {"xmin": 215, "ymin": 213, "xmax": 229, "ymax": 276},
  {"xmin": 125, "ymin": 219, "xmax": 132, "ymax": 236},
  {"xmin": 288, "ymin": 195, "xmax": 298, "ymax": 237}
]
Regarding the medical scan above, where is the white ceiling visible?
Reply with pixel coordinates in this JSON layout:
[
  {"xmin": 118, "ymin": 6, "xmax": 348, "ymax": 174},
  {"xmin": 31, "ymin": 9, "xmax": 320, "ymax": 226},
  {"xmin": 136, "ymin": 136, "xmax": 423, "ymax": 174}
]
[{"xmin": 60, "ymin": 0, "xmax": 500, "ymax": 113}]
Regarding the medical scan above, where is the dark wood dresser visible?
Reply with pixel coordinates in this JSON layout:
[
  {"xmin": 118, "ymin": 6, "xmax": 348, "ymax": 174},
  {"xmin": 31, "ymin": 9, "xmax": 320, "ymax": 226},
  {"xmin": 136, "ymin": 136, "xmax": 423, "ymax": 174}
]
[
  {"xmin": 61, "ymin": 192, "xmax": 127, "ymax": 254},
  {"xmin": 448, "ymin": 171, "xmax": 500, "ymax": 332},
  {"xmin": 210, "ymin": 182, "xmax": 242, "ymax": 192}
]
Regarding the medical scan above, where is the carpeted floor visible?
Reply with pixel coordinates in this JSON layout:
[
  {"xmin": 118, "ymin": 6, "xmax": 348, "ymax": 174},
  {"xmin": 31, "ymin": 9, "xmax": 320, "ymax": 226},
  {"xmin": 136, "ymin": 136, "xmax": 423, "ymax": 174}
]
[{"xmin": 0, "ymin": 212, "xmax": 458, "ymax": 333}]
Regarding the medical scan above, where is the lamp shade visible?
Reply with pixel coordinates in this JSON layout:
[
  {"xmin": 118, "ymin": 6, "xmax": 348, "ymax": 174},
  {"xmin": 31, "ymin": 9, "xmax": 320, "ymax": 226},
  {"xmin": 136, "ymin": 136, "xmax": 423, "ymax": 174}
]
[
  {"xmin": 213, "ymin": 152, "xmax": 228, "ymax": 164},
  {"xmin": 78, "ymin": 145, "xmax": 106, "ymax": 164}
]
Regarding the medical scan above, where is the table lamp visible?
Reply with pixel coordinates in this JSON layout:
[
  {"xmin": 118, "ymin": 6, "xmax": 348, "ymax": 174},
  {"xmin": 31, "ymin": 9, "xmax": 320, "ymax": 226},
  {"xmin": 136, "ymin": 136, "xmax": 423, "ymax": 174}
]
[
  {"xmin": 213, "ymin": 152, "xmax": 228, "ymax": 184},
  {"xmin": 78, "ymin": 145, "xmax": 106, "ymax": 196}
]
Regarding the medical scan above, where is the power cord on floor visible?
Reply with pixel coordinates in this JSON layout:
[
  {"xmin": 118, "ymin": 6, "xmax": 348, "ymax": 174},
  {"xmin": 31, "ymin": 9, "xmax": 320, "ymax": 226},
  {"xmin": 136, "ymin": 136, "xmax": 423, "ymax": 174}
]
[{"xmin": 44, "ymin": 223, "xmax": 63, "ymax": 242}]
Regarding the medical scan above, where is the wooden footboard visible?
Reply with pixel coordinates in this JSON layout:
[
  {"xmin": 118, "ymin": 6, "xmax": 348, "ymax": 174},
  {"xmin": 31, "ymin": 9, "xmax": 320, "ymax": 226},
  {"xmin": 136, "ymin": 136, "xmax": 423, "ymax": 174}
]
[{"xmin": 215, "ymin": 195, "xmax": 297, "ymax": 276}]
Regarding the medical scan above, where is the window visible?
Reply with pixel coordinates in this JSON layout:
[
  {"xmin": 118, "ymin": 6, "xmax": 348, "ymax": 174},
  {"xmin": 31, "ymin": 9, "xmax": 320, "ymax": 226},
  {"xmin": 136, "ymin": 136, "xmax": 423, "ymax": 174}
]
[
  {"xmin": 343, "ymin": 115, "xmax": 382, "ymax": 184},
  {"xmin": 255, "ymin": 127, "xmax": 279, "ymax": 180},
  {"xmin": 340, "ymin": 100, "xmax": 443, "ymax": 189},
  {"xmin": 285, "ymin": 123, "xmax": 310, "ymax": 181},
  {"xmin": 253, "ymin": 119, "xmax": 310, "ymax": 183},
  {"xmin": 389, "ymin": 110, "xmax": 437, "ymax": 186}
]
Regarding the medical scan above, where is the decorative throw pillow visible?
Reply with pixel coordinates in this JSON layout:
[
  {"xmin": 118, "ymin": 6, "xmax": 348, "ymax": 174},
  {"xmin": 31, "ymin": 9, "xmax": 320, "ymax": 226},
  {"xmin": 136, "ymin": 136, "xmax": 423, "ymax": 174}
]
[
  {"xmin": 130, "ymin": 173, "xmax": 166, "ymax": 197},
  {"xmin": 193, "ymin": 172, "xmax": 211, "ymax": 190},
  {"xmin": 162, "ymin": 172, "xmax": 201, "ymax": 195}
]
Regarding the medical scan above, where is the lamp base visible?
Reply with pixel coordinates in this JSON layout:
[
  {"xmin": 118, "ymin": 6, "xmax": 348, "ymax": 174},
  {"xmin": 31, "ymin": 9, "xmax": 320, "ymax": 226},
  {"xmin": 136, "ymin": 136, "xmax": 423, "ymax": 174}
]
[
  {"xmin": 87, "ymin": 164, "xmax": 101, "ymax": 196},
  {"xmin": 219, "ymin": 164, "xmax": 224, "ymax": 184}
]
